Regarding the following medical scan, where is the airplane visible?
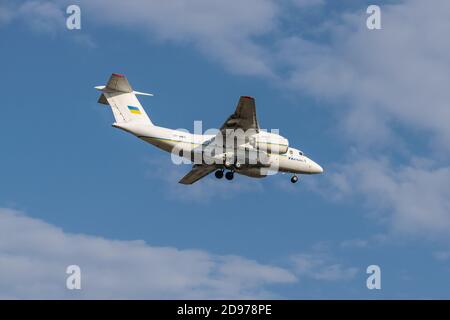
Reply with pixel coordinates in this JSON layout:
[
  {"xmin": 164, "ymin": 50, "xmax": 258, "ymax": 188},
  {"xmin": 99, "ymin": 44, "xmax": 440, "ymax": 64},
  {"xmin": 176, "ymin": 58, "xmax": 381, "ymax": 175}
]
[{"xmin": 95, "ymin": 73, "xmax": 323, "ymax": 184}]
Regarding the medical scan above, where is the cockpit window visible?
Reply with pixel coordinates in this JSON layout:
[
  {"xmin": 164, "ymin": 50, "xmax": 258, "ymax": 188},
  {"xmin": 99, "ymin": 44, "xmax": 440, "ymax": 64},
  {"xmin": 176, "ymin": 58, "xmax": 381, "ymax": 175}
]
[{"xmin": 298, "ymin": 151, "xmax": 304, "ymax": 156}]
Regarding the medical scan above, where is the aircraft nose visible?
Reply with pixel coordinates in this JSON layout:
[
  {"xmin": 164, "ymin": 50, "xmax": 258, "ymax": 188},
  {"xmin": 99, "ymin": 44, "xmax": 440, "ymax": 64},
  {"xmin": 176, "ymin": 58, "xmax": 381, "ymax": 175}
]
[{"xmin": 310, "ymin": 160, "xmax": 324, "ymax": 174}]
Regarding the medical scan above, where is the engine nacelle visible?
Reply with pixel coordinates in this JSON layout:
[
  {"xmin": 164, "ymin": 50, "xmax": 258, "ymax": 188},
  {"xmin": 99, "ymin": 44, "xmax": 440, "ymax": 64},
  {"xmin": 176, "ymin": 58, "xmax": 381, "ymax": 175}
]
[{"xmin": 250, "ymin": 132, "xmax": 289, "ymax": 154}]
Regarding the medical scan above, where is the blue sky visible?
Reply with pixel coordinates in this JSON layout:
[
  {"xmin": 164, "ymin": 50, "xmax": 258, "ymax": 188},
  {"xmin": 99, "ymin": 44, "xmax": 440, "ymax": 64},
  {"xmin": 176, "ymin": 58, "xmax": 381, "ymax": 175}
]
[{"xmin": 1, "ymin": 0, "xmax": 450, "ymax": 299}]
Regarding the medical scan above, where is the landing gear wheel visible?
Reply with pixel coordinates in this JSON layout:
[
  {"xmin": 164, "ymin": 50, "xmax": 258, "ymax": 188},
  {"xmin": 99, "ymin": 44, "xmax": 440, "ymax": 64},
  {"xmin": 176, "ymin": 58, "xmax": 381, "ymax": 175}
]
[
  {"xmin": 291, "ymin": 175, "xmax": 298, "ymax": 183},
  {"xmin": 225, "ymin": 171, "xmax": 234, "ymax": 181},
  {"xmin": 215, "ymin": 170, "xmax": 224, "ymax": 179}
]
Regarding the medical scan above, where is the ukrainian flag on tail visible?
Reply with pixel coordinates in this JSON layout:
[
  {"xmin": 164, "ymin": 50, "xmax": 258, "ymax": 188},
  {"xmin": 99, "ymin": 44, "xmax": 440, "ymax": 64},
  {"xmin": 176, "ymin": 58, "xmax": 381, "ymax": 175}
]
[{"xmin": 128, "ymin": 105, "xmax": 141, "ymax": 115}]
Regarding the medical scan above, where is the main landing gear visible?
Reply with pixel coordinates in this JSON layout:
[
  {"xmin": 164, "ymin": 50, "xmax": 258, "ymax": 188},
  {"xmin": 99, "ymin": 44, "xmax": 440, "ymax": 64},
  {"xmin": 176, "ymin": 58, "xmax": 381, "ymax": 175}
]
[
  {"xmin": 291, "ymin": 175, "xmax": 298, "ymax": 183},
  {"xmin": 215, "ymin": 169, "xmax": 234, "ymax": 181},
  {"xmin": 215, "ymin": 170, "xmax": 224, "ymax": 179},
  {"xmin": 218, "ymin": 156, "xmax": 239, "ymax": 181}
]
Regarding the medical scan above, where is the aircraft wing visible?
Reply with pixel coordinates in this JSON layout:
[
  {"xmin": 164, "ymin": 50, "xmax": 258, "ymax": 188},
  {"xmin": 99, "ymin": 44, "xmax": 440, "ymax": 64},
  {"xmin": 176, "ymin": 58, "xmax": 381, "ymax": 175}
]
[
  {"xmin": 220, "ymin": 96, "xmax": 259, "ymax": 132},
  {"xmin": 178, "ymin": 164, "xmax": 216, "ymax": 185},
  {"xmin": 179, "ymin": 96, "xmax": 260, "ymax": 183}
]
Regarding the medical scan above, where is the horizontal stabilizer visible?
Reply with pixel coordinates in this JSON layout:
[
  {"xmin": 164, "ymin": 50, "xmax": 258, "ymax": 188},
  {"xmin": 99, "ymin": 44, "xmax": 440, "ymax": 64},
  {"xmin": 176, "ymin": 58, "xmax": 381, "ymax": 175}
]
[{"xmin": 95, "ymin": 86, "xmax": 153, "ymax": 97}]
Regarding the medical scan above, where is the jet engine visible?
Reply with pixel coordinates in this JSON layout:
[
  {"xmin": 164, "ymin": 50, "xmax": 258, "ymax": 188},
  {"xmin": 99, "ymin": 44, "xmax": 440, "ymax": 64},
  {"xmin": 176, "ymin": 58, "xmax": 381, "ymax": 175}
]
[{"xmin": 250, "ymin": 132, "xmax": 289, "ymax": 154}]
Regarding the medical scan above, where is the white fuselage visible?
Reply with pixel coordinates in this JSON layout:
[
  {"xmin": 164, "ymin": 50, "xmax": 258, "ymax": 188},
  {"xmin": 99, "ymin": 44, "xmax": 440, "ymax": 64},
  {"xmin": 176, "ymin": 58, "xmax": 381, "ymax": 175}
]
[{"xmin": 113, "ymin": 122, "xmax": 323, "ymax": 177}]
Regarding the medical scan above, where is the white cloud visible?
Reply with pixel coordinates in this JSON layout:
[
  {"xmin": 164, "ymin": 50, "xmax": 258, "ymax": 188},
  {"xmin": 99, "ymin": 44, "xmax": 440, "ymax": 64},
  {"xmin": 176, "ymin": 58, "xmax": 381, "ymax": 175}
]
[
  {"xmin": 0, "ymin": 1, "xmax": 96, "ymax": 47},
  {"xmin": 0, "ymin": 208, "xmax": 296, "ymax": 299},
  {"xmin": 2, "ymin": 0, "xmax": 277, "ymax": 75},
  {"xmin": 291, "ymin": 252, "xmax": 358, "ymax": 281},
  {"xmin": 80, "ymin": 0, "xmax": 278, "ymax": 77},
  {"xmin": 270, "ymin": 0, "xmax": 450, "ymax": 240},
  {"xmin": 15, "ymin": 1, "xmax": 65, "ymax": 35},
  {"xmin": 275, "ymin": 0, "xmax": 450, "ymax": 150},
  {"xmin": 329, "ymin": 158, "xmax": 450, "ymax": 238},
  {"xmin": 0, "ymin": 0, "xmax": 65, "ymax": 35}
]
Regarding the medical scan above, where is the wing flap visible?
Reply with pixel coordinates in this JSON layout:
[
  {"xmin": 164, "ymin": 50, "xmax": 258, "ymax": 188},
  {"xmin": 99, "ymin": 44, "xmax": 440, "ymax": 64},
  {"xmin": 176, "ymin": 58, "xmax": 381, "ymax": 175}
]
[{"xmin": 178, "ymin": 165, "xmax": 216, "ymax": 185}]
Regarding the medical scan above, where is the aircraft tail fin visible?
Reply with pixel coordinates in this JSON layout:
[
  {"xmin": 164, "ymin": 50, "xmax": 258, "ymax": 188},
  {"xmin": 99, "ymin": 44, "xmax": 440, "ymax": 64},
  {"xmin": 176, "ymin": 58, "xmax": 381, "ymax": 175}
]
[{"xmin": 95, "ymin": 73, "xmax": 154, "ymax": 125}]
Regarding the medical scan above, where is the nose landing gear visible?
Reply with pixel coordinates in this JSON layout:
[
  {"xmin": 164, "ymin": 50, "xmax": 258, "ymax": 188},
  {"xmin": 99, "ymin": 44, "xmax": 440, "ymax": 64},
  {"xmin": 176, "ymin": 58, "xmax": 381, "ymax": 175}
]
[{"xmin": 291, "ymin": 175, "xmax": 298, "ymax": 183}]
